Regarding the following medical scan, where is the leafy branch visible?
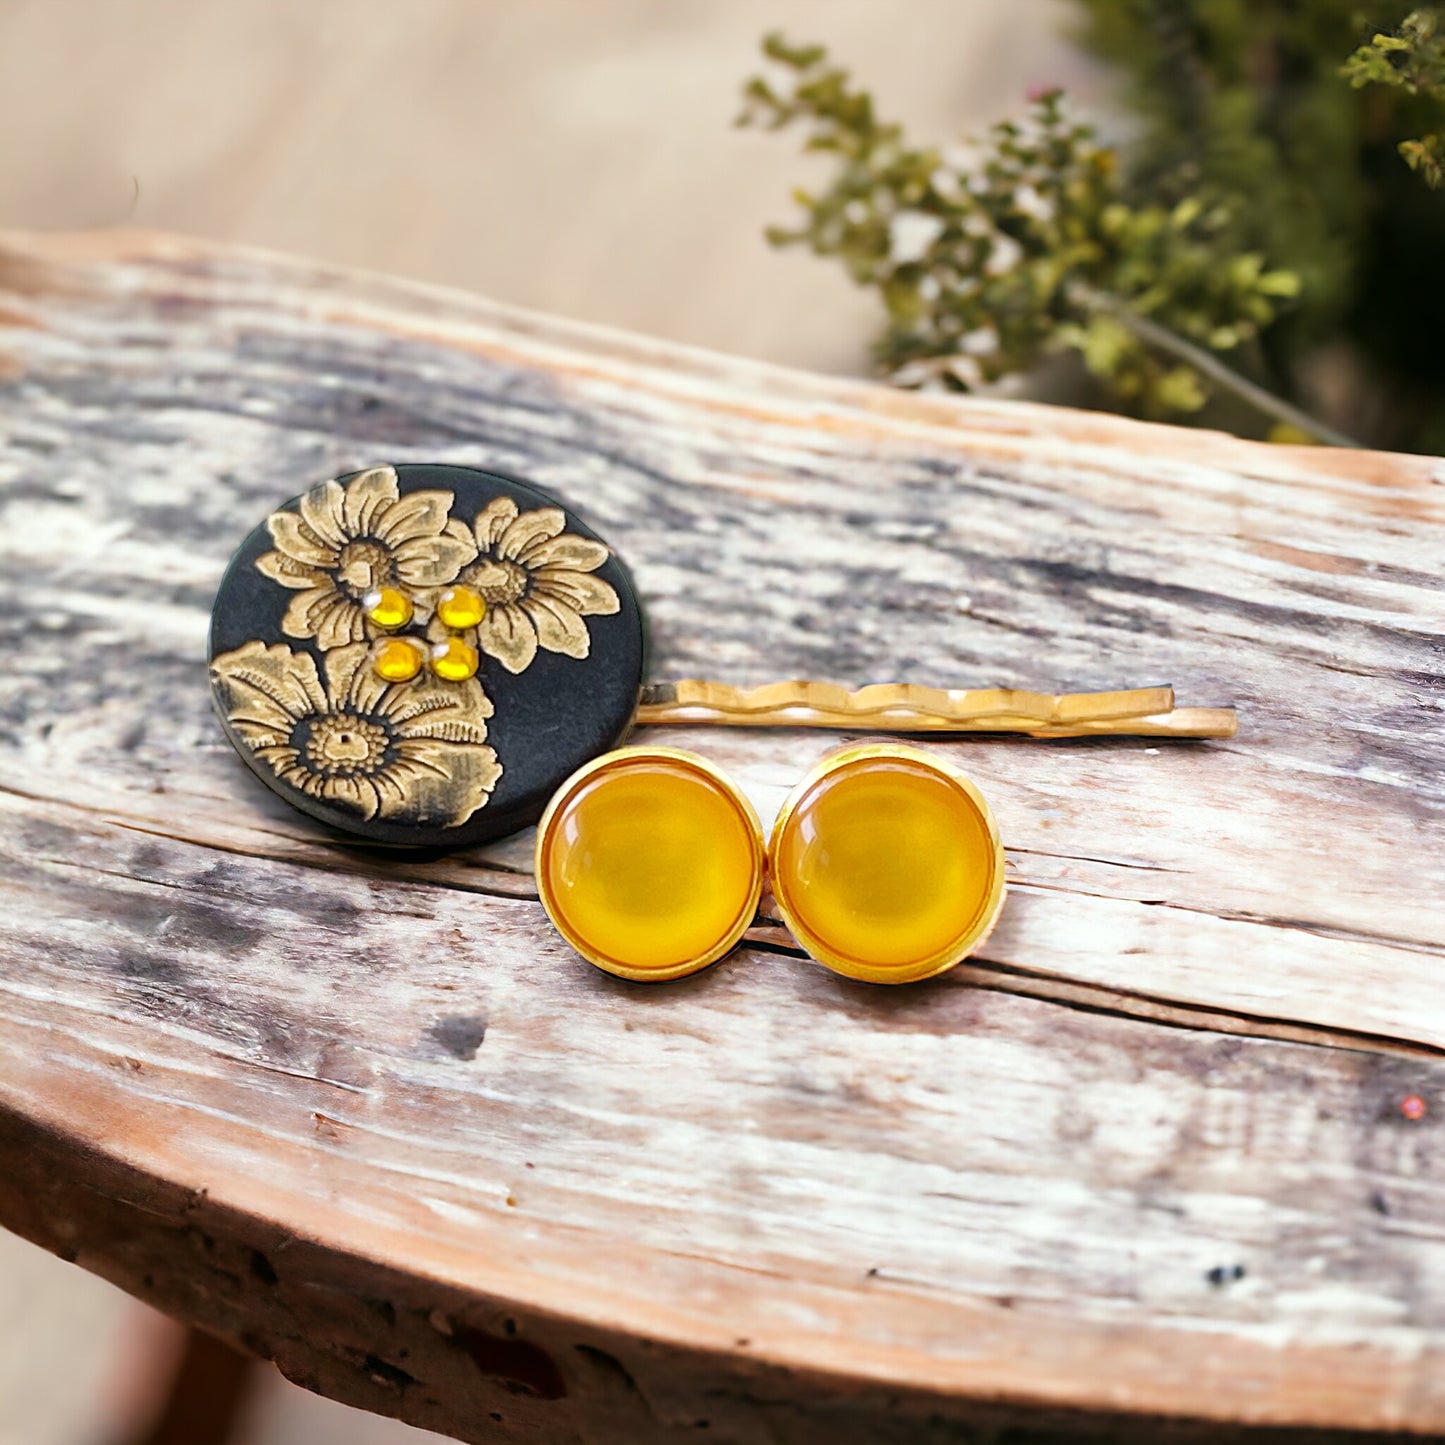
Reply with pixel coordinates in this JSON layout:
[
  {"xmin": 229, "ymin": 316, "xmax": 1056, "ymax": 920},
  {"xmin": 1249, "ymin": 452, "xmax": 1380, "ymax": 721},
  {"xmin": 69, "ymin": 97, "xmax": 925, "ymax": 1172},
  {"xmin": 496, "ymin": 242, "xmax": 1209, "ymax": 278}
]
[
  {"xmin": 740, "ymin": 33, "xmax": 1351, "ymax": 442},
  {"xmin": 1343, "ymin": 8, "xmax": 1445, "ymax": 187}
]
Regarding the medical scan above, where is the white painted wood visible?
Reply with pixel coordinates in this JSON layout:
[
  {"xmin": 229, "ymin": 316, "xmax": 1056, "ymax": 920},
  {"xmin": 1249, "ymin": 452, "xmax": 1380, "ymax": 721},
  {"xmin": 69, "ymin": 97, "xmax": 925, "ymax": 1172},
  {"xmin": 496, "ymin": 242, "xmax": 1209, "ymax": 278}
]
[{"xmin": 0, "ymin": 230, "xmax": 1442, "ymax": 1442}]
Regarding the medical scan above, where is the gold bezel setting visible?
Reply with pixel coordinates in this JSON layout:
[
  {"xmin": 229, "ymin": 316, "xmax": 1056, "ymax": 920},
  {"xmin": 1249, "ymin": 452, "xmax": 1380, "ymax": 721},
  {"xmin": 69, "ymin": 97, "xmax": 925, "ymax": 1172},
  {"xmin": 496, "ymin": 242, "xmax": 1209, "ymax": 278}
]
[
  {"xmin": 535, "ymin": 746, "xmax": 766, "ymax": 983},
  {"xmin": 767, "ymin": 743, "xmax": 1007, "ymax": 985}
]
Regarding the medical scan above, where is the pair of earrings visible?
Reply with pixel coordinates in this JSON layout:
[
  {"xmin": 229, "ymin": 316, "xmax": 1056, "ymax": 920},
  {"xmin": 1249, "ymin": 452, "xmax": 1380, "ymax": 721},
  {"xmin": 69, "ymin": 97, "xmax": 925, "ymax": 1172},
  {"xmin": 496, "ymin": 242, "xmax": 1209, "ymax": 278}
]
[{"xmin": 534, "ymin": 742, "xmax": 1006, "ymax": 985}]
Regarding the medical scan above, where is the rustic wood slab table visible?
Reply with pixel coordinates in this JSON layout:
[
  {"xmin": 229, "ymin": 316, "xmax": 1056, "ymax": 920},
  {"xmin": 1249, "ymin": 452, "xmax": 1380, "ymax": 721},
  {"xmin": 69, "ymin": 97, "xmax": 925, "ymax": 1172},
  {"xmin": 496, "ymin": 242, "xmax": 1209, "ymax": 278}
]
[{"xmin": 1, "ymin": 231, "xmax": 1443, "ymax": 1444}]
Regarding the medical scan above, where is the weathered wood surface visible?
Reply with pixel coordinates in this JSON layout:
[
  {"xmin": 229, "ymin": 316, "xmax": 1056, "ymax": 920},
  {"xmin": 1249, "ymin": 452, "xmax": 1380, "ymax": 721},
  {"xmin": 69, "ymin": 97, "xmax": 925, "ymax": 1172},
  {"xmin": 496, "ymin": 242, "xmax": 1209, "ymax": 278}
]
[{"xmin": 0, "ymin": 229, "xmax": 1443, "ymax": 1443}]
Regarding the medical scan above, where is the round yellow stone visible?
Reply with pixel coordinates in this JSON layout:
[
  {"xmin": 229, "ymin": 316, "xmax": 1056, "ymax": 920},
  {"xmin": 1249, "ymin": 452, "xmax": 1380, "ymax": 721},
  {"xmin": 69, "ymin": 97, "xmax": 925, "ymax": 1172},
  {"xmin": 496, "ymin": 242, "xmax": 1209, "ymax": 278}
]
[
  {"xmin": 436, "ymin": 585, "xmax": 486, "ymax": 630},
  {"xmin": 431, "ymin": 636, "xmax": 480, "ymax": 681},
  {"xmin": 371, "ymin": 637, "xmax": 425, "ymax": 683},
  {"xmin": 769, "ymin": 747, "xmax": 1004, "ymax": 984},
  {"xmin": 364, "ymin": 586, "xmax": 414, "ymax": 630},
  {"xmin": 536, "ymin": 749, "xmax": 764, "ymax": 981}
]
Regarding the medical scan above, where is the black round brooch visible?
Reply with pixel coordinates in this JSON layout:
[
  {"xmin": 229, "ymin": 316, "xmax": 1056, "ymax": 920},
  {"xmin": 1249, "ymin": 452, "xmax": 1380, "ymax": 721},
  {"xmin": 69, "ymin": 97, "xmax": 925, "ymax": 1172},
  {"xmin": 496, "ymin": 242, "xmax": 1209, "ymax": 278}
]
[{"xmin": 208, "ymin": 464, "xmax": 645, "ymax": 847}]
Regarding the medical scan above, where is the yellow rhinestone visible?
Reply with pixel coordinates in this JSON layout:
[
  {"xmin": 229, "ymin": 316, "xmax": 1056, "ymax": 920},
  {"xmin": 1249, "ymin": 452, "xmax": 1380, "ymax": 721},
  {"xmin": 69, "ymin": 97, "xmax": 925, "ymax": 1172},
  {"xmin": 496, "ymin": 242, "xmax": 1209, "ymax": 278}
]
[
  {"xmin": 371, "ymin": 638, "xmax": 424, "ymax": 683},
  {"xmin": 364, "ymin": 586, "xmax": 414, "ymax": 630},
  {"xmin": 431, "ymin": 637, "xmax": 479, "ymax": 682},
  {"xmin": 436, "ymin": 585, "xmax": 486, "ymax": 630}
]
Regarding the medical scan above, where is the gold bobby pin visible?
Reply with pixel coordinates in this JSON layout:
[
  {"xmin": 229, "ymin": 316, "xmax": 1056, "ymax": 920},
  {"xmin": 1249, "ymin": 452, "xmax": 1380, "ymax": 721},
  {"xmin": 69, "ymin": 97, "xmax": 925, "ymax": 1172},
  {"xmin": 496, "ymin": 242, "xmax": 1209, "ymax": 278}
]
[{"xmin": 634, "ymin": 680, "xmax": 1237, "ymax": 740}]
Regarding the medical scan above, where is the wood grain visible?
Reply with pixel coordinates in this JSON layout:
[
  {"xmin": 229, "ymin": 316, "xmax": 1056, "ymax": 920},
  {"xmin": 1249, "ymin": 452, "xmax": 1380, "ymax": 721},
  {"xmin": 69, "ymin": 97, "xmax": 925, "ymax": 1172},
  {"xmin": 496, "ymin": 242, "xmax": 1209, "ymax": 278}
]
[{"xmin": 0, "ymin": 229, "xmax": 1442, "ymax": 1442}]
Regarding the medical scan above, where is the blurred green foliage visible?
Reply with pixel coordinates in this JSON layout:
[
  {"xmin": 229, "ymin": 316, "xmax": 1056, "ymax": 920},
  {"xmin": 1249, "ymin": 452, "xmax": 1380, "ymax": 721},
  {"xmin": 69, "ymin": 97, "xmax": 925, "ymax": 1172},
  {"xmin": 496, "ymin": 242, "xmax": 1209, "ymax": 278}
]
[
  {"xmin": 743, "ymin": 7, "xmax": 1445, "ymax": 450},
  {"xmin": 1343, "ymin": 9, "xmax": 1445, "ymax": 186}
]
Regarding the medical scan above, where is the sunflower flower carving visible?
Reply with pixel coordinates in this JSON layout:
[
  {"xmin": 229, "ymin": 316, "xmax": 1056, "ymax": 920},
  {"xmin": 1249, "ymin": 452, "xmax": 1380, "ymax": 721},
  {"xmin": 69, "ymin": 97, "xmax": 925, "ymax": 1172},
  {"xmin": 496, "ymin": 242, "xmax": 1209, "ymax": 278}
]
[{"xmin": 211, "ymin": 467, "xmax": 620, "ymax": 826}]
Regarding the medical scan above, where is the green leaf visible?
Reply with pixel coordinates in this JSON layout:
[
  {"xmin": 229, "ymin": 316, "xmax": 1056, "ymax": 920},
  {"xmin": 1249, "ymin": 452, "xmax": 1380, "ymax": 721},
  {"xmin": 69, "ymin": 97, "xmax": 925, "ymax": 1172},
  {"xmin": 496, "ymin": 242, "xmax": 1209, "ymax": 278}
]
[
  {"xmin": 1257, "ymin": 270, "xmax": 1302, "ymax": 298},
  {"xmin": 1154, "ymin": 366, "xmax": 1208, "ymax": 413}
]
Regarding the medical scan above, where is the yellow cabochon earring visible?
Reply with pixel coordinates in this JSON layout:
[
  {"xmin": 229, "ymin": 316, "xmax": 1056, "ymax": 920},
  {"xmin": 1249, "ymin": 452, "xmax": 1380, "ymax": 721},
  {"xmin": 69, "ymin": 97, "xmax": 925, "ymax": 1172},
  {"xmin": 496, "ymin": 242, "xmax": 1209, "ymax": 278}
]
[
  {"xmin": 535, "ymin": 744, "xmax": 1004, "ymax": 985},
  {"xmin": 768, "ymin": 744, "xmax": 1005, "ymax": 984},
  {"xmin": 535, "ymin": 747, "xmax": 765, "ymax": 982}
]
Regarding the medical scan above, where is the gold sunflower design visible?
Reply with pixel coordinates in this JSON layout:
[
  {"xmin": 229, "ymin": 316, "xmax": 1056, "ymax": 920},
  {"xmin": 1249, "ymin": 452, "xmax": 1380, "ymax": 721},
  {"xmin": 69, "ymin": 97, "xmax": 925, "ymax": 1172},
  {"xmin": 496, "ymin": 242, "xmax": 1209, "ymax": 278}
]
[
  {"xmin": 426, "ymin": 496, "xmax": 620, "ymax": 675},
  {"xmin": 257, "ymin": 466, "xmax": 477, "ymax": 650},
  {"xmin": 211, "ymin": 640, "xmax": 501, "ymax": 825}
]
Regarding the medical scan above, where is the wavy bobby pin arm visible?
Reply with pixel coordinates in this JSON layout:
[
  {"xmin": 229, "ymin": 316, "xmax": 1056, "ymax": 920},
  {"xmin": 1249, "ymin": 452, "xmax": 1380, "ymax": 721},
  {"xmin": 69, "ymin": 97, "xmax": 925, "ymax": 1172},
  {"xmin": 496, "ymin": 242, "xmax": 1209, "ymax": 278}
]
[{"xmin": 634, "ymin": 680, "xmax": 1239, "ymax": 740}]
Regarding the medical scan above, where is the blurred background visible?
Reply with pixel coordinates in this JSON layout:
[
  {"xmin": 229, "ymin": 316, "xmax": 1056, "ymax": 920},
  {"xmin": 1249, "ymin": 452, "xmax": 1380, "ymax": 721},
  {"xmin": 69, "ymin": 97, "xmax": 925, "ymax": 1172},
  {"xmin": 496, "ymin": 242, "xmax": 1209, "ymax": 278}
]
[
  {"xmin": 0, "ymin": 5, "xmax": 1080, "ymax": 1442},
  {"xmin": 8, "ymin": 0, "xmax": 1443, "ymax": 459},
  {"xmin": 0, "ymin": 0, "xmax": 1087, "ymax": 373}
]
